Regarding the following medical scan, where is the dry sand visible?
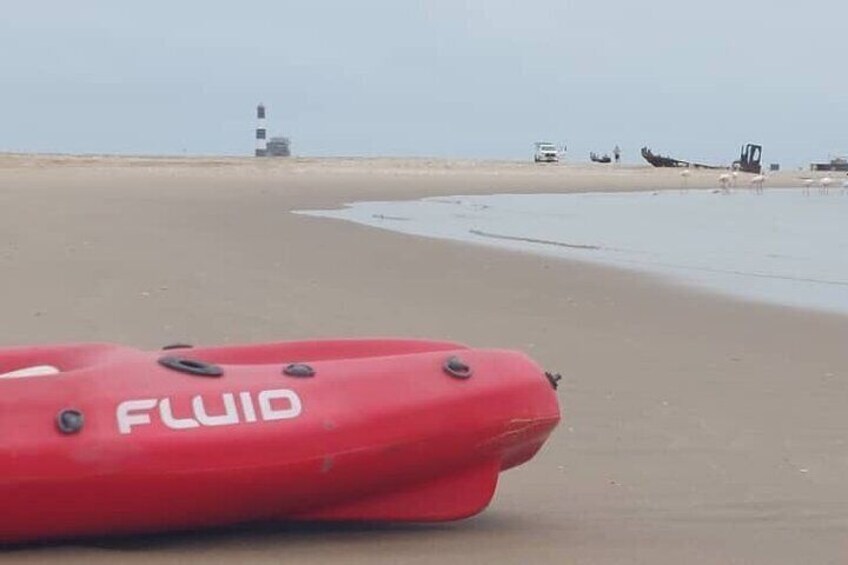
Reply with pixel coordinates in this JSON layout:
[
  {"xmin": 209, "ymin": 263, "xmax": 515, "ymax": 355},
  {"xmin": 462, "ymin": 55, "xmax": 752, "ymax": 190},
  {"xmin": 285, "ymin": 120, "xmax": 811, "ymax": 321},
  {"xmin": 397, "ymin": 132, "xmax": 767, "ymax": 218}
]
[{"xmin": 1, "ymin": 155, "xmax": 846, "ymax": 564}]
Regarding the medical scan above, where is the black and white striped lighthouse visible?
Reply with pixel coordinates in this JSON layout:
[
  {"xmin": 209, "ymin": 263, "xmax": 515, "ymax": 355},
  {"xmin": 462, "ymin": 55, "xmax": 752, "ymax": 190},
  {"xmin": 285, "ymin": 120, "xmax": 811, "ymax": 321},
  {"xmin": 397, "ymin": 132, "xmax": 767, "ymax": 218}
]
[{"xmin": 255, "ymin": 103, "xmax": 267, "ymax": 157}]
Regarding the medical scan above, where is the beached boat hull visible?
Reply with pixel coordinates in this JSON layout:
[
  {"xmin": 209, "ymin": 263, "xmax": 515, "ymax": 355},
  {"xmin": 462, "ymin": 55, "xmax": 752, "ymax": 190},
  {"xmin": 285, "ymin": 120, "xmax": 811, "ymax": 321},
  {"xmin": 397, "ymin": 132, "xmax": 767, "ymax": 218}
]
[
  {"xmin": 641, "ymin": 144, "xmax": 763, "ymax": 174},
  {"xmin": 0, "ymin": 339, "xmax": 560, "ymax": 543}
]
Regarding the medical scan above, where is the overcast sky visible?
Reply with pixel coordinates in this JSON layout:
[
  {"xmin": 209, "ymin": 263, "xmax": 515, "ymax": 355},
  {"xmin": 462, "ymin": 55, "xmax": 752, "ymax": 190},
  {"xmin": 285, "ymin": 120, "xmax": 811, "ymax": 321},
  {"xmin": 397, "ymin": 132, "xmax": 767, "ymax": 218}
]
[{"xmin": 1, "ymin": 1, "xmax": 845, "ymax": 166}]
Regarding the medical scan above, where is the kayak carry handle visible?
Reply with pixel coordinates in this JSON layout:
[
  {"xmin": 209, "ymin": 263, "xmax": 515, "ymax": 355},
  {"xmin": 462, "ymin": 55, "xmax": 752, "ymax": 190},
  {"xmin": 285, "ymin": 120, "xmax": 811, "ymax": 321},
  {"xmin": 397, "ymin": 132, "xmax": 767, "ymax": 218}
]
[
  {"xmin": 443, "ymin": 356, "xmax": 472, "ymax": 379},
  {"xmin": 158, "ymin": 356, "xmax": 224, "ymax": 377},
  {"xmin": 283, "ymin": 363, "xmax": 316, "ymax": 378}
]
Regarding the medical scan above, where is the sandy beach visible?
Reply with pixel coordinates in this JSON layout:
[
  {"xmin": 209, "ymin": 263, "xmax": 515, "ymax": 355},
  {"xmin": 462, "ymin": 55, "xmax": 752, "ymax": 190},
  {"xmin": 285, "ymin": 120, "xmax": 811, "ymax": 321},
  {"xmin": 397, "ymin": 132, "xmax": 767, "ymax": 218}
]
[{"xmin": 1, "ymin": 155, "xmax": 846, "ymax": 564}]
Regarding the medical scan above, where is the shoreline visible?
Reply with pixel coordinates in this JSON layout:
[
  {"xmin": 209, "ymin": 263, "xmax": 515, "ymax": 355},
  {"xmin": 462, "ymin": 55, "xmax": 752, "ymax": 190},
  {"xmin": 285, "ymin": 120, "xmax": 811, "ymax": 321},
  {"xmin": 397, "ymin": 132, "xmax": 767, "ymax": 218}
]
[
  {"xmin": 297, "ymin": 188, "xmax": 848, "ymax": 319},
  {"xmin": 1, "ymin": 156, "xmax": 847, "ymax": 563}
]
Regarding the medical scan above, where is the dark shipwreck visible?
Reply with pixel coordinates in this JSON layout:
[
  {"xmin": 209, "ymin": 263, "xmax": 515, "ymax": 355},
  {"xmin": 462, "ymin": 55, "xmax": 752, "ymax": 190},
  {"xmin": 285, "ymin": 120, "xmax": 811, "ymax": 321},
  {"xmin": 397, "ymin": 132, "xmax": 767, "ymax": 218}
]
[{"xmin": 641, "ymin": 143, "xmax": 763, "ymax": 174}]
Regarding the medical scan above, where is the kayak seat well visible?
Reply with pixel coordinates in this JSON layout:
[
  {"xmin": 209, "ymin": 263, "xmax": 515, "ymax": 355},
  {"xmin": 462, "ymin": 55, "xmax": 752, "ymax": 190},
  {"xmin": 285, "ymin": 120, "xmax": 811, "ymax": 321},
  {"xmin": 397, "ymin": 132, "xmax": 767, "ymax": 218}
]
[
  {"xmin": 0, "ymin": 365, "xmax": 60, "ymax": 379},
  {"xmin": 0, "ymin": 343, "xmax": 137, "ymax": 378}
]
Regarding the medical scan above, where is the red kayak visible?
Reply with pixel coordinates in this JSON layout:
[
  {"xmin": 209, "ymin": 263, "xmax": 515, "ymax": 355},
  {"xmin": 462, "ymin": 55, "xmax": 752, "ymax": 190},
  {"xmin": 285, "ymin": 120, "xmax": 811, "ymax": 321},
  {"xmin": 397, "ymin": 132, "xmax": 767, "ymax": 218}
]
[{"xmin": 0, "ymin": 339, "xmax": 560, "ymax": 543}]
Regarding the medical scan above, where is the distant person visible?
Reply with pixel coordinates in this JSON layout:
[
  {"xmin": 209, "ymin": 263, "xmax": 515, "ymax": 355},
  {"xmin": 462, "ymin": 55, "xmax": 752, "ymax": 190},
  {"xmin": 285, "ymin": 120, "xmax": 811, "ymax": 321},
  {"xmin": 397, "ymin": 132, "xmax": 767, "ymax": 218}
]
[{"xmin": 614, "ymin": 145, "xmax": 621, "ymax": 164}]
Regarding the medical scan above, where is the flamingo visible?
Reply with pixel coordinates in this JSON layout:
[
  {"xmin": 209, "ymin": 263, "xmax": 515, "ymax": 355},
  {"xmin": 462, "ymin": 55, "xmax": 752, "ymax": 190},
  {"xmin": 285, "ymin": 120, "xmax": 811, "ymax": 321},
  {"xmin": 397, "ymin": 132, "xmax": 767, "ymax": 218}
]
[
  {"xmin": 749, "ymin": 174, "xmax": 766, "ymax": 193},
  {"xmin": 802, "ymin": 178, "xmax": 814, "ymax": 195},
  {"xmin": 680, "ymin": 168, "xmax": 691, "ymax": 193},
  {"xmin": 820, "ymin": 176, "xmax": 833, "ymax": 195},
  {"xmin": 718, "ymin": 173, "xmax": 731, "ymax": 192}
]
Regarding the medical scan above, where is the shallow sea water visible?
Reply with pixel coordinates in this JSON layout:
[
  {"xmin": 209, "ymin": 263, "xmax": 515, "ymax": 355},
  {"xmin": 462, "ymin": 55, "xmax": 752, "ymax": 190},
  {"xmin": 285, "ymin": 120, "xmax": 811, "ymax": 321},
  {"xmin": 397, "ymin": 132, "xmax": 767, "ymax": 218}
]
[{"xmin": 296, "ymin": 189, "xmax": 848, "ymax": 315}]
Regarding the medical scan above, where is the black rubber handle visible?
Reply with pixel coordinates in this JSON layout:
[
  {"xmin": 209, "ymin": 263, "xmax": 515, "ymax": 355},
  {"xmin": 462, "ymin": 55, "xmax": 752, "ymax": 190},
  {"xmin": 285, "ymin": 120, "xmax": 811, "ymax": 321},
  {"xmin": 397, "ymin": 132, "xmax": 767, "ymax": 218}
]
[{"xmin": 158, "ymin": 356, "xmax": 223, "ymax": 377}]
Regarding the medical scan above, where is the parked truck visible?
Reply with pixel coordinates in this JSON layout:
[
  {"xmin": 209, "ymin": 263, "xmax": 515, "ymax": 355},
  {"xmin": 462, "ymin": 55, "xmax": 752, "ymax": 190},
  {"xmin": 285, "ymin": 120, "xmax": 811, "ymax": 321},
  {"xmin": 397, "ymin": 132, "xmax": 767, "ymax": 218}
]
[{"xmin": 534, "ymin": 142, "xmax": 560, "ymax": 163}]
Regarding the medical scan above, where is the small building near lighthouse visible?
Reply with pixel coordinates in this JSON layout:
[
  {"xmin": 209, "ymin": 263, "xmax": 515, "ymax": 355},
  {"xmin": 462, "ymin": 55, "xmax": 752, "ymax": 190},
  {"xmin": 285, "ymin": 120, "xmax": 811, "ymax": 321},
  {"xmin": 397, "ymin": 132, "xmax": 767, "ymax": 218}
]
[
  {"xmin": 254, "ymin": 103, "xmax": 291, "ymax": 157},
  {"xmin": 267, "ymin": 136, "xmax": 291, "ymax": 157}
]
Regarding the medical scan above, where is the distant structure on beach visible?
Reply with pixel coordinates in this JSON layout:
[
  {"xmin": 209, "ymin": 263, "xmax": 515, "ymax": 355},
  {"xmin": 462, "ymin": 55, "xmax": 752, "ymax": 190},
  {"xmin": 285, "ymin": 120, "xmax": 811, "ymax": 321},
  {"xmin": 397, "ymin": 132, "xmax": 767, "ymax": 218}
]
[
  {"xmin": 254, "ymin": 103, "xmax": 291, "ymax": 158},
  {"xmin": 267, "ymin": 136, "xmax": 291, "ymax": 157},
  {"xmin": 810, "ymin": 156, "xmax": 848, "ymax": 172}
]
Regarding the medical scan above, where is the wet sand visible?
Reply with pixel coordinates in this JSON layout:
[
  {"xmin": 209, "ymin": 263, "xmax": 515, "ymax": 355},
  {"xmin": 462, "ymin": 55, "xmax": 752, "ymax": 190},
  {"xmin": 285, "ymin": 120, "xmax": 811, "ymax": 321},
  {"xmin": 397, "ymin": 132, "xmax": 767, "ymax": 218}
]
[{"xmin": 1, "ymin": 156, "xmax": 846, "ymax": 563}]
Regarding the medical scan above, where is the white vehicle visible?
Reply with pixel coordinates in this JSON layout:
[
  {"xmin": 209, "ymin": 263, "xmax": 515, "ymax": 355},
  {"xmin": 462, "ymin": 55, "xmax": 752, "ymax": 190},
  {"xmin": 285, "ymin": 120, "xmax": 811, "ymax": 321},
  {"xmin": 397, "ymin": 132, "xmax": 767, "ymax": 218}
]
[{"xmin": 534, "ymin": 142, "xmax": 560, "ymax": 163}]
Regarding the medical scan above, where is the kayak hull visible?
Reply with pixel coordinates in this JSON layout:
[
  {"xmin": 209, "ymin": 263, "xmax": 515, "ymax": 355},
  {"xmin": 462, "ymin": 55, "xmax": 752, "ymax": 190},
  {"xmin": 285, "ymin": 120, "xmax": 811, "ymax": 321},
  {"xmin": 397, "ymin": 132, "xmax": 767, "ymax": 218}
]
[{"xmin": 0, "ymin": 339, "xmax": 560, "ymax": 543}]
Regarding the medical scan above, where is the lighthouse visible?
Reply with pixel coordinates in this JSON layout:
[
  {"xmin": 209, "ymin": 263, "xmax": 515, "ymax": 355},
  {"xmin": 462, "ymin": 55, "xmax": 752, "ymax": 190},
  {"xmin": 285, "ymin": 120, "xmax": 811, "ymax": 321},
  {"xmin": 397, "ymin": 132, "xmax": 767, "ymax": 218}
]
[{"xmin": 255, "ymin": 104, "xmax": 267, "ymax": 157}]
